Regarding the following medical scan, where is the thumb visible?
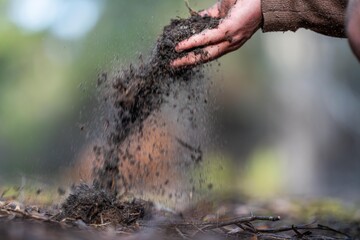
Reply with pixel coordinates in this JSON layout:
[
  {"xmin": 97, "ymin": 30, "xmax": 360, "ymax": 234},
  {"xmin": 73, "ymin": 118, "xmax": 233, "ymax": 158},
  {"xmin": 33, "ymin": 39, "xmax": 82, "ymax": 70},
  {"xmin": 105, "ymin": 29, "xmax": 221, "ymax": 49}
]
[
  {"xmin": 198, "ymin": 3, "xmax": 220, "ymax": 17},
  {"xmin": 219, "ymin": 0, "xmax": 238, "ymax": 17}
]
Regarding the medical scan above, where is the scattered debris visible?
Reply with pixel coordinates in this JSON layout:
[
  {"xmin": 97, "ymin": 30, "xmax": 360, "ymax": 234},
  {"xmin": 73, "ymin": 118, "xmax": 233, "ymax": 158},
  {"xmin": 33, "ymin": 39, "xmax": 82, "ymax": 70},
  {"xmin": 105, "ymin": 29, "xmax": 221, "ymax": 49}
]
[
  {"xmin": 0, "ymin": 198, "xmax": 355, "ymax": 240},
  {"xmin": 175, "ymin": 137, "xmax": 203, "ymax": 164},
  {"xmin": 58, "ymin": 187, "xmax": 66, "ymax": 196}
]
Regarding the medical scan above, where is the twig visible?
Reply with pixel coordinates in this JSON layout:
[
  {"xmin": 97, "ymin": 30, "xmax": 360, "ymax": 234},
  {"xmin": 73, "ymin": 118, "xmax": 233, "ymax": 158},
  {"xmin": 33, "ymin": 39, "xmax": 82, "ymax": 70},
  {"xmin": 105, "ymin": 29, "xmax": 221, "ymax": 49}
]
[
  {"xmin": 60, "ymin": 217, "xmax": 77, "ymax": 223},
  {"xmin": 150, "ymin": 214, "xmax": 351, "ymax": 240},
  {"xmin": 251, "ymin": 224, "xmax": 351, "ymax": 240},
  {"xmin": 202, "ymin": 215, "xmax": 281, "ymax": 230},
  {"xmin": 1, "ymin": 188, "xmax": 10, "ymax": 199},
  {"xmin": 90, "ymin": 222, "xmax": 112, "ymax": 228},
  {"xmin": 256, "ymin": 233, "xmax": 293, "ymax": 240},
  {"xmin": 115, "ymin": 230, "xmax": 133, "ymax": 235},
  {"xmin": 1, "ymin": 206, "xmax": 54, "ymax": 222},
  {"xmin": 140, "ymin": 215, "xmax": 280, "ymax": 228},
  {"xmin": 191, "ymin": 223, "xmax": 206, "ymax": 237},
  {"xmin": 254, "ymin": 223, "xmax": 315, "ymax": 234},
  {"xmin": 183, "ymin": 0, "xmax": 198, "ymax": 16},
  {"xmin": 175, "ymin": 227, "xmax": 191, "ymax": 240},
  {"xmin": 175, "ymin": 137, "xmax": 200, "ymax": 153},
  {"xmin": 292, "ymin": 224, "xmax": 309, "ymax": 238},
  {"xmin": 175, "ymin": 137, "xmax": 202, "ymax": 163},
  {"xmin": 317, "ymin": 224, "xmax": 352, "ymax": 239}
]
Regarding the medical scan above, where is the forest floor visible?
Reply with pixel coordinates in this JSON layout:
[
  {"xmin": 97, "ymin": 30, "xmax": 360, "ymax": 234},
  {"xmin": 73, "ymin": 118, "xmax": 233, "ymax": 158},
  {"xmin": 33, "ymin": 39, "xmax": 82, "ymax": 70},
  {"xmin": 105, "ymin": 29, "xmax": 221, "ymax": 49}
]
[{"xmin": 1, "ymin": 184, "xmax": 360, "ymax": 240}]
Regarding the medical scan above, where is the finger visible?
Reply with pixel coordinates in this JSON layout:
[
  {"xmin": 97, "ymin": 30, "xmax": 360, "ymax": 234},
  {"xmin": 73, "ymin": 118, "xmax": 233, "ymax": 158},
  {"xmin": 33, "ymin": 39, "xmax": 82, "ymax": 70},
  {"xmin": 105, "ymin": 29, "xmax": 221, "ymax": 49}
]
[
  {"xmin": 198, "ymin": 3, "xmax": 220, "ymax": 17},
  {"xmin": 172, "ymin": 40, "xmax": 233, "ymax": 68},
  {"xmin": 176, "ymin": 23, "xmax": 230, "ymax": 52},
  {"xmin": 173, "ymin": 36, "xmax": 248, "ymax": 68},
  {"xmin": 171, "ymin": 53, "xmax": 197, "ymax": 68}
]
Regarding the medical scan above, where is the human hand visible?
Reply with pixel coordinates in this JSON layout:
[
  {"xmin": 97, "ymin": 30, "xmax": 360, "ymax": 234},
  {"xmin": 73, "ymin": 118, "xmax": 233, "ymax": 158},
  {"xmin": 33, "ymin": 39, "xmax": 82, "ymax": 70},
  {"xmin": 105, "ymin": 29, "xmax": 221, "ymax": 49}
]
[{"xmin": 172, "ymin": 0, "xmax": 262, "ymax": 68}]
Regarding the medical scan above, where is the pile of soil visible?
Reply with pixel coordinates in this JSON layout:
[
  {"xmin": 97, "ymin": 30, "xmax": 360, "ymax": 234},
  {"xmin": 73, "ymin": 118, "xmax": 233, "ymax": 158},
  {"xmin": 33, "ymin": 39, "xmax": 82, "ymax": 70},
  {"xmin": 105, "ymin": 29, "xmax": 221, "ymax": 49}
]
[
  {"xmin": 92, "ymin": 15, "xmax": 220, "ymax": 195},
  {"xmin": 60, "ymin": 184, "xmax": 150, "ymax": 225}
]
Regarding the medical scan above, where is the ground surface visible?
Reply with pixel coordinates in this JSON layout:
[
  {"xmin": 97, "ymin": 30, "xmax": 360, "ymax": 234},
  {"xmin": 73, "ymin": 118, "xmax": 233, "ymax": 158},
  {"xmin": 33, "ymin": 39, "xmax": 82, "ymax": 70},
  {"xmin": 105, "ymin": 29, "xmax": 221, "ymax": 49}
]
[{"xmin": 1, "ymin": 185, "xmax": 359, "ymax": 240}]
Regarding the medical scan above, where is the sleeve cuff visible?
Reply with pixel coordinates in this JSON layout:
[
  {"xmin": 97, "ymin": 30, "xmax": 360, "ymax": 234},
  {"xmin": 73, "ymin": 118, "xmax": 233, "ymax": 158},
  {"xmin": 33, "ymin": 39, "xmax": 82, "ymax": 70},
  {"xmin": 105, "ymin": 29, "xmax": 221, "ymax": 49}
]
[{"xmin": 261, "ymin": 0, "xmax": 303, "ymax": 33}]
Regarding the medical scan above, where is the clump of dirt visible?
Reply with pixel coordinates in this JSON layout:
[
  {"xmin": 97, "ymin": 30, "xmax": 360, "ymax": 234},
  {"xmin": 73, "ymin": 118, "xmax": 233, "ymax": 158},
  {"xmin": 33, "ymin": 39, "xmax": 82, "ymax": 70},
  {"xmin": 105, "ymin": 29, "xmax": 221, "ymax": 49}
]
[
  {"xmin": 93, "ymin": 15, "xmax": 220, "ymax": 195},
  {"xmin": 60, "ymin": 184, "xmax": 150, "ymax": 225},
  {"xmin": 154, "ymin": 15, "xmax": 220, "ymax": 70}
]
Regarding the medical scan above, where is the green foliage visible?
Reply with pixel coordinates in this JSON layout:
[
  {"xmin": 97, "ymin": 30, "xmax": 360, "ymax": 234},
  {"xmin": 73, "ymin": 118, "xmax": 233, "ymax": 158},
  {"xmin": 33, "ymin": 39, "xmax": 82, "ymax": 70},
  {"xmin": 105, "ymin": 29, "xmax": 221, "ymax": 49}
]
[
  {"xmin": 0, "ymin": 0, "xmax": 214, "ymax": 175},
  {"xmin": 240, "ymin": 147, "xmax": 283, "ymax": 198},
  {"xmin": 192, "ymin": 153, "xmax": 238, "ymax": 194}
]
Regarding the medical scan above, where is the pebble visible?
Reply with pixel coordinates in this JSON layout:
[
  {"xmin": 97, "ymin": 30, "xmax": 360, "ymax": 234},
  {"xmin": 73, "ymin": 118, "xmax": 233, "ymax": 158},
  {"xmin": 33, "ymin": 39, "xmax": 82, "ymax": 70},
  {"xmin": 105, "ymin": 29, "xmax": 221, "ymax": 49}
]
[
  {"xmin": 74, "ymin": 220, "xmax": 89, "ymax": 230},
  {"xmin": 7, "ymin": 201, "xmax": 23, "ymax": 210}
]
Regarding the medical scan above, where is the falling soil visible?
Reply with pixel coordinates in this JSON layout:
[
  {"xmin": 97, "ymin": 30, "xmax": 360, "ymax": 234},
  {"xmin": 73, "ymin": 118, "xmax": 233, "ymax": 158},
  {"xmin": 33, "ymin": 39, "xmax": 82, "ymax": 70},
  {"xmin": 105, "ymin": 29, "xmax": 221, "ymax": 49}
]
[
  {"xmin": 56, "ymin": 14, "xmax": 221, "ymax": 226},
  {"xmin": 92, "ymin": 15, "xmax": 220, "ymax": 195}
]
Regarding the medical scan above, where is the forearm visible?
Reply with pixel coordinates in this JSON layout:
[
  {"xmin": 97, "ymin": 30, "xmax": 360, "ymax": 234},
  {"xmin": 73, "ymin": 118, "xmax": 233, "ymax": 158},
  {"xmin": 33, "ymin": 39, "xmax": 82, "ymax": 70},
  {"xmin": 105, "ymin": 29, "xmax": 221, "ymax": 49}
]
[{"xmin": 261, "ymin": 0, "xmax": 348, "ymax": 37}]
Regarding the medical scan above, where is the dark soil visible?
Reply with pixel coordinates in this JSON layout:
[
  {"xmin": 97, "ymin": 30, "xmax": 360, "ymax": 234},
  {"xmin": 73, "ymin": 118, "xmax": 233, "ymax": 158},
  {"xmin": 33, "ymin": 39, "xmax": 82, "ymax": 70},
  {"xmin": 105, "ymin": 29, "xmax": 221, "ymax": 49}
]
[
  {"xmin": 92, "ymin": 15, "xmax": 220, "ymax": 195},
  {"xmin": 59, "ymin": 184, "xmax": 151, "ymax": 225}
]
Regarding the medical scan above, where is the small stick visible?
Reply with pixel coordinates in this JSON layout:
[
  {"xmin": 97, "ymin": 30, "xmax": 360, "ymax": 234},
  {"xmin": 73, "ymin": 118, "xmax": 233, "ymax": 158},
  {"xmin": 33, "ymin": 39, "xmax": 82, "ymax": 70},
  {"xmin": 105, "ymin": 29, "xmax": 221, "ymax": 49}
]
[
  {"xmin": 317, "ymin": 224, "xmax": 352, "ymax": 238},
  {"xmin": 202, "ymin": 215, "xmax": 281, "ymax": 230},
  {"xmin": 190, "ymin": 223, "xmax": 206, "ymax": 237},
  {"xmin": 140, "ymin": 215, "xmax": 280, "ymax": 228},
  {"xmin": 115, "ymin": 230, "xmax": 133, "ymax": 235},
  {"xmin": 2, "ymin": 207, "xmax": 52, "ymax": 222},
  {"xmin": 175, "ymin": 137, "xmax": 202, "ymax": 163},
  {"xmin": 183, "ymin": 0, "xmax": 198, "ymax": 16},
  {"xmin": 175, "ymin": 227, "xmax": 191, "ymax": 240},
  {"xmin": 175, "ymin": 137, "xmax": 200, "ymax": 153},
  {"xmin": 255, "ymin": 224, "xmax": 350, "ymax": 238},
  {"xmin": 1, "ymin": 188, "xmax": 10, "ymax": 199},
  {"xmin": 90, "ymin": 222, "xmax": 112, "ymax": 228}
]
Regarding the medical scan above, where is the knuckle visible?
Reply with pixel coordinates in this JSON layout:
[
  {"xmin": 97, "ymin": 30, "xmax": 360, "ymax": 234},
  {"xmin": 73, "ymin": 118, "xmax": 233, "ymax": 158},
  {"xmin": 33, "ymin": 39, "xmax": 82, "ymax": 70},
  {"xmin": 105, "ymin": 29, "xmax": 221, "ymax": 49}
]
[
  {"xmin": 231, "ymin": 34, "xmax": 242, "ymax": 43},
  {"xmin": 217, "ymin": 25, "xmax": 227, "ymax": 35},
  {"xmin": 220, "ymin": 20, "xmax": 232, "ymax": 32}
]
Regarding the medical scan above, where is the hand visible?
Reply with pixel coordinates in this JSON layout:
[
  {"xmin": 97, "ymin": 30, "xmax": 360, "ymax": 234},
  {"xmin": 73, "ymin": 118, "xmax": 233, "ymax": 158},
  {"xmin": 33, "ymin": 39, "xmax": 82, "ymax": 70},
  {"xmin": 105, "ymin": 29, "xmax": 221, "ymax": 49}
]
[{"xmin": 172, "ymin": 0, "xmax": 262, "ymax": 68}]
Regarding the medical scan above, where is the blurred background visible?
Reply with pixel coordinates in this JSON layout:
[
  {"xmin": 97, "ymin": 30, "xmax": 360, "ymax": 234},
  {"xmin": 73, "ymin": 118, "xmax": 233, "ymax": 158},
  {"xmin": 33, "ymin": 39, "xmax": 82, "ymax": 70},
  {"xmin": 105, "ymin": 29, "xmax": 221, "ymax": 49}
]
[{"xmin": 0, "ymin": 0, "xmax": 359, "ymax": 203}]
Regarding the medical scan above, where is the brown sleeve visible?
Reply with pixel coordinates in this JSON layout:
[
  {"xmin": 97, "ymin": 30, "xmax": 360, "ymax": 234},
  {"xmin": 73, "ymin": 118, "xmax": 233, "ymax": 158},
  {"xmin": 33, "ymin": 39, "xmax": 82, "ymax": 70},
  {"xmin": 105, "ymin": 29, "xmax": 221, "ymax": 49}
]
[{"xmin": 261, "ymin": 0, "xmax": 348, "ymax": 37}]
